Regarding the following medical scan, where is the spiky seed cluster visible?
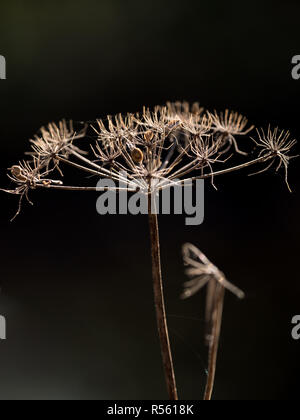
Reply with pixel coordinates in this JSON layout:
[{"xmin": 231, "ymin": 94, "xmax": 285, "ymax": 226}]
[
  {"xmin": 251, "ymin": 127, "xmax": 297, "ymax": 192},
  {"xmin": 1, "ymin": 159, "xmax": 63, "ymax": 221},
  {"xmin": 165, "ymin": 101, "xmax": 204, "ymax": 123},
  {"xmin": 181, "ymin": 243, "xmax": 245, "ymax": 349},
  {"xmin": 88, "ymin": 104, "xmax": 217, "ymax": 193},
  {"xmin": 187, "ymin": 137, "xmax": 225, "ymax": 189},
  {"xmin": 181, "ymin": 243, "xmax": 246, "ymax": 398},
  {"xmin": 94, "ymin": 114, "xmax": 137, "ymax": 148},
  {"xmin": 7, "ymin": 160, "xmax": 54, "ymax": 187},
  {"xmin": 91, "ymin": 104, "xmax": 247, "ymax": 193},
  {"xmin": 209, "ymin": 110, "xmax": 255, "ymax": 155},
  {"xmin": 1, "ymin": 101, "xmax": 297, "ymax": 218},
  {"xmin": 40, "ymin": 120, "xmax": 85, "ymax": 143},
  {"xmin": 29, "ymin": 120, "xmax": 87, "ymax": 172},
  {"xmin": 210, "ymin": 110, "xmax": 254, "ymax": 136}
]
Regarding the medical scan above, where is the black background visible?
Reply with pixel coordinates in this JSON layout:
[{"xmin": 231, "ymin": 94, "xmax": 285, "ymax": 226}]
[{"xmin": 0, "ymin": 0, "xmax": 299, "ymax": 400}]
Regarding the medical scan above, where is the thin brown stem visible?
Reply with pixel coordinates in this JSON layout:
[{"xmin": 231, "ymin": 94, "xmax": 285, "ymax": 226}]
[
  {"xmin": 57, "ymin": 156, "xmax": 133, "ymax": 185},
  {"xmin": 30, "ymin": 153, "xmax": 272, "ymax": 195},
  {"xmin": 166, "ymin": 153, "xmax": 274, "ymax": 187},
  {"xmin": 192, "ymin": 154, "xmax": 273, "ymax": 181},
  {"xmin": 204, "ymin": 284, "xmax": 225, "ymax": 401},
  {"xmin": 35, "ymin": 184, "xmax": 136, "ymax": 192},
  {"xmin": 147, "ymin": 191, "xmax": 178, "ymax": 400},
  {"xmin": 68, "ymin": 148, "xmax": 103, "ymax": 170},
  {"xmin": 59, "ymin": 153, "xmax": 147, "ymax": 190}
]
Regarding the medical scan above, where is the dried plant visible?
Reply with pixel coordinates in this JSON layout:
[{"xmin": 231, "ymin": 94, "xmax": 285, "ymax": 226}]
[
  {"xmin": 182, "ymin": 243, "xmax": 245, "ymax": 300},
  {"xmin": 210, "ymin": 110, "xmax": 254, "ymax": 156},
  {"xmin": 29, "ymin": 120, "xmax": 87, "ymax": 173},
  {"xmin": 251, "ymin": 127, "xmax": 298, "ymax": 192},
  {"xmin": 1, "ymin": 159, "xmax": 63, "ymax": 221},
  {"xmin": 1, "ymin": 102, "xmax": 297, "ymax": 400},
  {"xmin": 182, "ymin": 243, "xmax": 245, "ymax": 400}
]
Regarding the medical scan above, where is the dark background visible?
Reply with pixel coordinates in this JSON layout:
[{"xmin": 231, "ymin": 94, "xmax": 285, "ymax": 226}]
[{"xmin": 0, "ymin": 0, "xmax": 299, "ymax": 400}]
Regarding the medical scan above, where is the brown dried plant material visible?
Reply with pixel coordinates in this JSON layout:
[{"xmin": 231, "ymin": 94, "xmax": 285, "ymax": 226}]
[
  {"xmin": 251, "ymin": 127, "xmax": 298, "ymax": 192},
  {"xmin": 4, "ymin": 102, "xmax": 296, "ymax": 209},
  {"xmin": 1, "ymin": 101, "xmax": 297, "ymax": 400},
  {"xmin": 182, "ymin": 243, "xmax": 245, "ymax": 400},
  {"xmin": 1, "ymin": 159, "xmax": 63, "ymax": 221},
  {"xmin": 210, "ymin": 110, "xmax": 254, "ymax": 155}
]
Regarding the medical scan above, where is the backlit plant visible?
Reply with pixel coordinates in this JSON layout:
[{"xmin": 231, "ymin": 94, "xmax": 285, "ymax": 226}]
[{"xmin": 1, "ymin": 101, "xmax": 297, "ymax": 400}]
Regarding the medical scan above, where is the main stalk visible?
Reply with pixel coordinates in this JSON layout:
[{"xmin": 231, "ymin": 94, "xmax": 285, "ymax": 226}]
[{"xmin": 147, "ymin": 191, "xmax": 178, "ymax": 400}]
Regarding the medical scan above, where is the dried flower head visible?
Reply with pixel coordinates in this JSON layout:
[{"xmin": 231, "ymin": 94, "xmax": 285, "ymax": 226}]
[
  {"xmin": 94, "ymin": 114, "xmax": 137, "ymax": 148},
  {"xmin": 251, "ymin": 127, "xmax": 297, "ymax": 192},
  {"xmin": 1, "ymin": 159, "xmax": 63, "ymax": 221},
  {"xmin": 166, "ymin": 101, "xmax": 204, "ymax": 122},
  {"xmin": 185, "ymin": 136, "xmax": 228, "ymax": 190},
  {"xmin": 1, "ymin": 102, "xmax": 297, "ymax": 219},
  {"xmin": 179, "ymin": 113, "xmax": 212, "ymax": 138},
  {"xmin": 134, "ymin": 106, "xmax": 173, "ymax": 138},
  {"xmin": 181, "ymin": 243, "xmax": 245, "ymax": 300},
  {"xmin": 40, "ymin": 119, "xmax": 86, "ymax": 144},
  {"xmin": 29, "ymin": 120, "xmax": 87, "ymax": 173},
  {"xmin": 181, "ymin": 243, "xmax": 245, "ymax": 350},
  {"xmin": 209, "ymin": 110, "xmax": 254, "ymax": 155},
  {"xmin": 210, "ymin": 110, "xmax": 254, "ymax": 136},
  {"xmin": 181, "ymin": 243, "xmax": 245, "ymax": 400},
  {"xmin": 91, "ymin": 134, "xmax": 122, "ymax": 168}
]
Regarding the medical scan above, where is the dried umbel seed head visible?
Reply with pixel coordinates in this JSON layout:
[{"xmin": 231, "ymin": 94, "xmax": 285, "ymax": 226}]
[
  {"xmin": 210, "ymin": 110, "xmax": 254, "ymax": 136},
  {"xmin": 250, "ymin": 127, "xmax": 298, "ymax": 192},
  {"xmin": 131, "ymin": 148, "xmax": 144, "ymax": 164},
  {"xmin": 9, "ymin": 165, "xmax": 27, "ymax": 182},
  {"xmin": 2, "ymin": 102, "xmax": 298, "ymax": 224},
  {"xmin": 181, "ymin": 243, "xmax": 245, "ymax": 300},
  {"xmin": 166, "ymin": 101, "xmax": 204, "ymax": 119},
  {"xmin": 144, "ymin": 130, "xmax": 154, "ymax": 143}
]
